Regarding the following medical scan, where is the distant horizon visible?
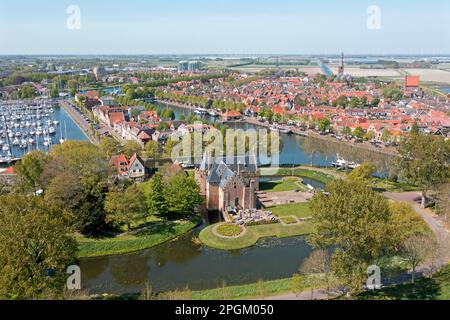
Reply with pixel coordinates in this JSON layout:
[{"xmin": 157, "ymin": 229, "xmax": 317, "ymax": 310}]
[{"xmin": 2, "ymin": 53, "xmax": 450, "ymax": 57}]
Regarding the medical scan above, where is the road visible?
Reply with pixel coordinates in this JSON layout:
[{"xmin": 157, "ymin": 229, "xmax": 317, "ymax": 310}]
[{"xmin": 59, "ymin": 100, "xmax": 99, "ymax": 145}]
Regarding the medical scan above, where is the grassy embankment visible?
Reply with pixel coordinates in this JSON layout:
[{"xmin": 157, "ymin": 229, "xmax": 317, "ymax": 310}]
[
  {"xmin": 259, "ymin": 177, "xmax": 308, "ymax": 192},
  {"xmin": 190, "ymin": 274, "xmax": 325, "ymax": 300},
  {"xmin": 260, "ymin": 167, "xmax": 336, "ymax": 184},
  {"xmin": 77, "ymin": 216, "xmax": 201, "ymax": 258},
  {"xmin": 77, "ymin": 180, "xmax": 201, "ymax": 258}
]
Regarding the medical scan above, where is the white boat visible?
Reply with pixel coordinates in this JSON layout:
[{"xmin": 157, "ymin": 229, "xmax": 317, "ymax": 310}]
[
  {"xmin": 48, "ymin": 126, "xmax": 56, "ymax": 134},
  {"xmin": 12, "ymin": 138, "xmax": 20, "ymax": 146},
  {"xmin": 269, "ymin": 126, "xmax": 280, "ymax": 132},
  {"xmin": 2, "ymin": 144, "xmax": 9, "ymax": 152},
  {"xmin": 208, "ymin": 110, "xmax": 220, "ymax": 117}
]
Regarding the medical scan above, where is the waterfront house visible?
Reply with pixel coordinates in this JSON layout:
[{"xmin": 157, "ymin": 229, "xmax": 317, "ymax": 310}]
[{"xmin": 221, "ymin": 110, "xmax": 242, "ymax": 122}]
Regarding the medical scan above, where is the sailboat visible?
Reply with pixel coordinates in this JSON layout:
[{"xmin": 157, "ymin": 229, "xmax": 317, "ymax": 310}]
[{"xmin": 59, "ymin": 121, "xmax": 67, "ymax": 144}]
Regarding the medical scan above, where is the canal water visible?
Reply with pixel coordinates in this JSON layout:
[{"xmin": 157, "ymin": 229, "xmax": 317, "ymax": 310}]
[
  {"xmin": 156, "ymin": 102, "xmax": 395, "ymax": 173},
  {"xmin": 440, "ymin": 87, "xmax": 450, "ymax": 94},
  {"xmin": 80, "ymin": 226, "xmax": 313, "ymax": 295}
]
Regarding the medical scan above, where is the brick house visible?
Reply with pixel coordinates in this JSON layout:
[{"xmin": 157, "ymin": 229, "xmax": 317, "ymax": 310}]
[{"xmin": 196, "ymin": 154, "xmax": 259, "ymax": 214}]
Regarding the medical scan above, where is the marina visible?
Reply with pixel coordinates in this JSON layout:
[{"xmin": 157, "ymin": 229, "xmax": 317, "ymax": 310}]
[{"xmin": 0, "ymin": 100, "xmax": 88, "ymax": 163}]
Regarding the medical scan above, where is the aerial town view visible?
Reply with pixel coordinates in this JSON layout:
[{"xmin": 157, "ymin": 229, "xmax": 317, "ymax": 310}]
[{"xmin": 0, "ymin": 0, "xmax": 449, "ymax": 315}]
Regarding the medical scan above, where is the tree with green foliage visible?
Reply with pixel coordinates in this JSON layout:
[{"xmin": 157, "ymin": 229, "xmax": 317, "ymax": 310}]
[
  {"xmin": 0, "ymin": 194, "xmax": 77, "ymax": 299},
  {"xmin": 14, "ymin": 150, "xmax": 46, "ymax": 194},
  {"xmin": 342, "ymin": 126, "xmax": 352, "ymax": 138},
  {"xmin": 353, "ymin": 126, "xmax": 364, "ymax": 140},
  {"xmin": 123, "ymin": 141, "xmax": 142, "ymax": 158},
  {"xmin": 318, "ymin": 118, "xmax": 331, "ymax": 133},
  {"xmin": 410, "ymin": 121, "xmax": 420, "ymax": 135},
  {"xmin": 99, "ymin": 137, "xmax": 122, "ymax": 158},
  {"xmin": 105, "ymin": 185, "xmax": 148, "ymax": 230},
  {"xmin": 381, "ymin": 129, "xmax": 392, "ymax": 144},
  {"xmin": 364, "ymin": 130, "xmax": 376, "ymax": 142},
  {"xmin": 50, "ymin": 83, "xmax": 59, "ymax": 98},
  {"xmin": 335, "ymin": 95, "xmax": 348, "ymax": 108},
  {"xmin": 348, "ymin": 162, "xmax": 376, "ymax": 182},
  {"xmin": 67, "ymin": 79, "xmax": 78, "ymax": 97},
  {"xmin": 43, "ymin": 141, "xmax": 110, "ymax": 236},
  {"xmin": 309, "ymin": 179, "xmax": 393, "ymax": 294},
  {"xmin": 164, "ymin": 138, "xmax": 181, "ymax": 158},
  {"xmin": 397, "ymin": 133, "xmax": 450, "ymax": 208},
  {"xmin": 165, "ymin": 173, "xmax": 203, "ymax": 217},
  {"xmin": 370, "ymin": 97, "xmax": 380, "ymax": 108},
  {"xmin": 146, "ymin": 173, "xmax": 168, "ymax": 218},
  {"xmin": 142, "ymin": 140, "xmax": 160, "ymax": 159},
  {"xmin": 388, "ymin": 202, "xmax": 430, "ymax": 247},
  {"xmin": 161, "ymin": 109, "xmax": 176, "ymax": 120}
]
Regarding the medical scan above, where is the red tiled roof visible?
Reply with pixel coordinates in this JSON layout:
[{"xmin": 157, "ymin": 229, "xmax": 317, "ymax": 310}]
[
  {"xmin": 405, "ymin": 76, "xmax": 420, "ymax": 88},
  {"xmin": 0, "ymin": 166, "xmax": 15, "ymax": 175},
  {"xmin": 222, "ymin": 110, "xmax": 242, "ymax": 117},
  {"xmin": 109, "ymin": 112, "xmax": 125, "ymax": 124}
]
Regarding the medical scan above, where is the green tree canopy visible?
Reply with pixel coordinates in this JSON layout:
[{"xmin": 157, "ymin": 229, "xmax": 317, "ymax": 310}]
[
  {"xmin": 397, "ymin": 133, "xmax": 450, "ymax": 208},
  {"xmin": 14, "ymin": 150, "xmax": 46, "ymax": 194},
  {"xmin": 105, "ymin": 185, "xmax": 148, "ymax": 230},
  {"xmin": 309, "ymin": 179, "xmax": 393, "ymax": 293},
  {"xmin": 348, "ymin": 162, "xmax": 376, "ymax": 182},
  {"xmin": 0, "ymin": 194, "xmax": 77, "ymax": 299}
]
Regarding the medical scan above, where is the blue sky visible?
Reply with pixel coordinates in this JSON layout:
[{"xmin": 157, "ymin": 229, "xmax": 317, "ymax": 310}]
[{"xmin": 0, "ymin": 0, "xmax": 449, "ymax": 54}]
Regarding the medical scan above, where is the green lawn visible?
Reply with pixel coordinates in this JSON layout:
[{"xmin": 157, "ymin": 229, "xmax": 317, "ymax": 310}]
[
  {"xmin": 260, "ymin": 167, "xmax": 336, "ymax": 185},
  {"xmin": 372, "ymin": 178, "xmax": 420, "ymax": 193},
  {"xmin": 357, "ymin": 264, "xmax": 450, "ymax": 300},
  {"xmin": 216, "ymin": 223, "xmax": 243, "ymax": 237},
  {"xmin": 259, "ymin": 177, "xmax": 307, "ymax": 192},
  {"xmin": 77, "ymin": 216, "xmax": 201, "ymax": 258},
  {"xmin": 269, "ymin": 202, "xmax": 312, "ymax": 219},
  {"xmin": 280, "ymin": 216, "xmax": 299, "ymax": 225},
  {"xmin": 199, "ymin": 220, "xmax": 314, "ymax": 251}
]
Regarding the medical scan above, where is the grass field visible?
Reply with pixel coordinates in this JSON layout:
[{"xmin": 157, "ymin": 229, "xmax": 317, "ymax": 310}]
[
  {"xmin": 269, "ymin": 202, "xmax": 312, "ymax": 219},
  {"xmin": 357, "ymin": 265, "xmax": 450, "ymax": 300},
  {"xmin": 190, "ymin": 274, "xmax": 326, "ymax": 300},
  {"xmin": 372, "ymin": 177, "xmax": 420, "ymax": 193},
  {"xmin": 216, "ymin": 223, "xmax": 243, "ymax": 237},
  {"xmin": 77, "ymin": 216, "xmax": 201, "ymax": 258},
  {"xmin": 260, "ymin": 167, "xmax": 336, "ymax": 185},
  {"xmin": 259, "ymin": 177, "xmax": 307, "ymax": 192}
]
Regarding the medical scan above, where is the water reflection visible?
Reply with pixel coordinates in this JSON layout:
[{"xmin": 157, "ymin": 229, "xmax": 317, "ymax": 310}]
[{"xmin": 80, "ymin": 229, "xmax": 313, "ymax": 295}]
